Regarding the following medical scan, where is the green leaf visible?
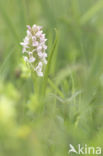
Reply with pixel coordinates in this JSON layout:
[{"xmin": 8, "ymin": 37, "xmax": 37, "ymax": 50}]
[{"xmin": 41, "ymin": 29, "xmax": 58, "ymax": 97}]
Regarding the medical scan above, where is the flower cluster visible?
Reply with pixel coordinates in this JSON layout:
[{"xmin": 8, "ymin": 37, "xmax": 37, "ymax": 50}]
[{"xmin": 20, "ymin": 24, "xmax": 47, "ymax": 77}]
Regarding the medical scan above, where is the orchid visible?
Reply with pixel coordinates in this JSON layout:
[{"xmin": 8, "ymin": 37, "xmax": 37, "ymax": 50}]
[{"xmin": 20, "ymin": 24, "xmax": 47, "ymax": 77}]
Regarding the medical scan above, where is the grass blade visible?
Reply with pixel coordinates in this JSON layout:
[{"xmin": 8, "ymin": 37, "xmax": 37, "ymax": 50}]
[
  {"xmin": 48, "ymin": 78, "xmax": 64, "ymax": 98},
  {"xmin": 41, "ymin": 29, "xmax": 58, "ymax": 97},
  {"xmin": 80, "ymin": 1, "xmax": 103, "ymax": 25},
  {"xmin": 0, "ymin": 2, "xmax": 19, "ymax": 42}
]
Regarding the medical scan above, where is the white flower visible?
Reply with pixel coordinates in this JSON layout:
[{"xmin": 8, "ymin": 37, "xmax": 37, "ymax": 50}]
[
  {"xmin": 20, "ymin": 24, "xmax": 48, "ymax": 77},
  {"xmin": 34, "ymin": 62, "xmax": 43, "ymax": 77}
]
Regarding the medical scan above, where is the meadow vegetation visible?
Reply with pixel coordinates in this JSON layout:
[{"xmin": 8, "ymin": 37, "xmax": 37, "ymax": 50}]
[{"xmin": 0, "ymin": 0, "xmax": 103, "ymax": 155}]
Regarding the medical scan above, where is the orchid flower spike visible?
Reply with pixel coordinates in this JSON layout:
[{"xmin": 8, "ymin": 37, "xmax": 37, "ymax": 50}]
[{"xmin": 20, "ymin": 24, "xmax": 48, "ymax": 77}]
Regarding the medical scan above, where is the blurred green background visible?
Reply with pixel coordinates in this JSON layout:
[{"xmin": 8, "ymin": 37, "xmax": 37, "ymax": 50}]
[{"xmin": 0, "ymin": 0, "xmax": 103, "ymax": 155}]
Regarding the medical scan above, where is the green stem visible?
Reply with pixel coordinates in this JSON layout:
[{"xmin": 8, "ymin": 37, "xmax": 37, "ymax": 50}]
[{"xmin": 31, "ymin": 72, "xmax": 39, "ymax": 95}]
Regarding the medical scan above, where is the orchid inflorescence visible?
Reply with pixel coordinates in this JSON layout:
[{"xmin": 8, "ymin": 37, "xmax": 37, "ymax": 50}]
[{"xmin": 20, "ymin": 24, "xmax": 47, "ymax": 77}]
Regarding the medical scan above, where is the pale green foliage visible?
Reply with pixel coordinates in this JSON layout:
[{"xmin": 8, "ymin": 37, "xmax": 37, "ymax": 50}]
[{"xmin": 0, "ymin": 0, "xmax": 103, "ymax": 156}]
